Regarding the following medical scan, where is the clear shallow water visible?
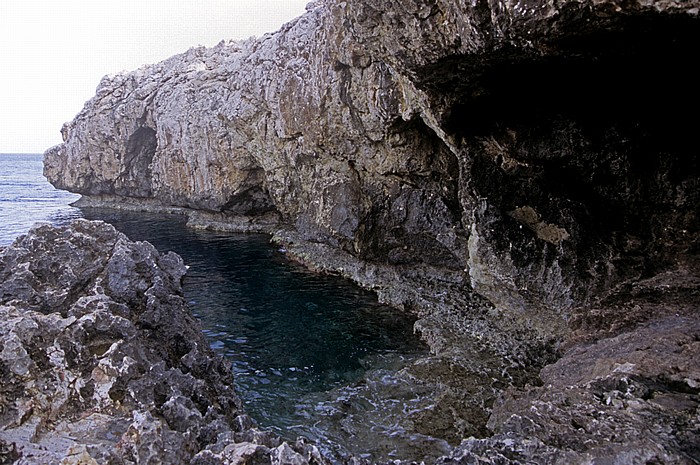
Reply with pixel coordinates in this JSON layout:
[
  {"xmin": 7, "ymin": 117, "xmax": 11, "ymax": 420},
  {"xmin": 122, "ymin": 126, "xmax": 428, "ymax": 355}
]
[
  {"xmin": 0, "ymin": 153, "xmax": 81, "ymax": 245},
  {"xmin": 0, "ymin": 155, "xmax": 442, "ymax": 461}
]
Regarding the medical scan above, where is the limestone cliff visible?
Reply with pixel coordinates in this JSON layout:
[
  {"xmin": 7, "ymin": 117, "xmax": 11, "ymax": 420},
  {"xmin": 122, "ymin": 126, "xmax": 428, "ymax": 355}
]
[
  {"xmin": 45, "ymin": 0, "xmax": 699, "ymax": 316},
  {"xmin": 44, "ymin": 0, "xmax": 700, "ymax": 462}
]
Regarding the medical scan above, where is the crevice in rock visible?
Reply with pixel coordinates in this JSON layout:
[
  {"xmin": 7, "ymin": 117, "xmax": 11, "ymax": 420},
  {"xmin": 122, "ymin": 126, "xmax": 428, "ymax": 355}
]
[{"xmin": 334, "ymin": 60, "xmax": 366, "ymax": 134}]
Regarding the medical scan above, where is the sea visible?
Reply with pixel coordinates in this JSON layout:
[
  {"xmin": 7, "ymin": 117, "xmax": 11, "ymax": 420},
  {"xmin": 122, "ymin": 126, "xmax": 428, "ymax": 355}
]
[
  {"xmin": 0, "ymin": 153, "xmax": 445, "ymax": 462},
  {"xmin": 0, "ymin": 153, "xmax": 82, "ymax": 244}
]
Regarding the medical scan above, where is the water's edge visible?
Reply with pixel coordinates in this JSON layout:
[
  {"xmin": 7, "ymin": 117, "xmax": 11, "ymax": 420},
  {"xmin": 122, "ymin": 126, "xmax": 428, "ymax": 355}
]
[
  {"xmin": 77, "ymin": 206, "xmax": 454, "ymax": 462},
  {"xmin": 73, "ymin": 195, "xmax": 549, "ymax": 461}
]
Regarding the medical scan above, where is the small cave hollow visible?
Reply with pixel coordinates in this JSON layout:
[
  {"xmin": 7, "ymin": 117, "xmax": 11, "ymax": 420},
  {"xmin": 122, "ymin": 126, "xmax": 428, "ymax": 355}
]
[
  {"xmin": 220, "ymin": 168, "xmax": 279, "ymax": 217},
  {"xmin": 221, "ymin": 185, "xmax": 278, "ymax": 217},
  {"xmin": 123, "ymin": 126, "xmax": 158, "ymax": 197}
]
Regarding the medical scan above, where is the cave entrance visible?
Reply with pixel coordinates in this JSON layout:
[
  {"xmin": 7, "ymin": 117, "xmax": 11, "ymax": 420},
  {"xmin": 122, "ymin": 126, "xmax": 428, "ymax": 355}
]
[
  {"xmin": 122, "ymin": 126, "xmax": 157, "ymax": 197},
  {"xmin": 432, "ymin": 13, "xmax": 699, "ymax": 297}
]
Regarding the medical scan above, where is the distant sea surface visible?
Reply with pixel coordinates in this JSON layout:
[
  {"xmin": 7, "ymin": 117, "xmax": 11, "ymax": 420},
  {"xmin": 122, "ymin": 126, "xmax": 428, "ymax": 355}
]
[{"xmin": 0, "ymin": 153, "xmax": 81, "ymax": 245}]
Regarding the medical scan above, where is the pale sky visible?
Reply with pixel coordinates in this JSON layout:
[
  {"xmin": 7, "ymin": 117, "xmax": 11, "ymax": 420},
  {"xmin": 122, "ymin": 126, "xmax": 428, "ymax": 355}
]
[{"xmin": 0, "ymin": 0, "xmax": 309, "ymax": 154}]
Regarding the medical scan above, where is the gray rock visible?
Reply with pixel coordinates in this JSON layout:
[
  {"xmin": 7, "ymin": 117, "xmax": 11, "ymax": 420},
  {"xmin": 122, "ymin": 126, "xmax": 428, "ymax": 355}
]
[
  {"xmin": 444, "ymin": 315, "xmax": 700, "ymax": 464},
  {"xmin": 0, "ymin": 220, "xmax": 326, "ymax": 465},
  {"xmin": 41, "ymin": 0, "xmax": 700, "ymax": 463},
  {"xmin": 44, "ymin": 0, "xmax": 700, "ymax": 318},
  {"xmin": 43, "ymin": 0, "xmax": 700, "ymax": 350}
]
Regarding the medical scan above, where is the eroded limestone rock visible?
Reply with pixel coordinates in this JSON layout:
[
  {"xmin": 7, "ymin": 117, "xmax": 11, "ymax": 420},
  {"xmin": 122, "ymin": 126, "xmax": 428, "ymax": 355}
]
[
  {"xmin": 42, "ymin": 0, "xmax": 700, "ymax": 462},
  {"xmin": 444, "ymin": 316, "xmax": 700, "ymax": 464},
  {"xmin": 0, "ymin": 220, "xmax": 325, "ymax": 465},
  {"xmin": 44, "ymin": 0, "xmax": 700, "ymax": 323}
]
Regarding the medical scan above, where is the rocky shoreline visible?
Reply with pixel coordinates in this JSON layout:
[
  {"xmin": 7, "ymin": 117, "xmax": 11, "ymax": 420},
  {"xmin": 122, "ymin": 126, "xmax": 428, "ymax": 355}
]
[
  {"xmin": 2, "ymin": 212, "xmax": 694, "ymax": 464},
  {"xmin": 30, "ymin": 0, "xmax": 700, "ymax": 462},
  {"xmin": 0, "ymin": 220, "xmax": 328, "ymax": 464},
  {"xmin": 273, "ymin": 230, "xmax": 700, "ymax": 464}
]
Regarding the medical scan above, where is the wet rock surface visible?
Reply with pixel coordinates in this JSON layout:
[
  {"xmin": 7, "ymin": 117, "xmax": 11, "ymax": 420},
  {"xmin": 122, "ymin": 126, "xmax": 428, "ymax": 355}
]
[
  {"xmin": 273, "ymin": 229, "xmax": 700, "ymax": 464},
  {"xmin": 0, "ymin": 220, "xmax": 325, "ymax": 465},
  {"xmin": 41, "ymin": 0, "xmax": 700, "ymax": 463}
]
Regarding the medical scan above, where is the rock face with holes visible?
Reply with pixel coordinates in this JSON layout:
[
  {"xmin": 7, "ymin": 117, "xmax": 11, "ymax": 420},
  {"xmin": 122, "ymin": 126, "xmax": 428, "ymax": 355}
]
[
  {"xmin": 43, "ymin": 0, "xmax": 700, "ymax": 463},
  {"xmin": 0, "ymin": 220, "xmax": 325, "ymax": 464}
]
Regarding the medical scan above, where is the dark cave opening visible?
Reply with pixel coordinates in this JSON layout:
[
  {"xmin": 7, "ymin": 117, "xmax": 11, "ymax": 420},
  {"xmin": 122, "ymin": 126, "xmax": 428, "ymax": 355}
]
[
  {"xmin": 123, "ymin": 126, "xmax": 158, "ymax": 197},
  {"xmin": 439, "ymin": 14, "xmax": 700, "ymax": 286},
  {"xmin": 221, "ymin": 185, "xmax": 278, "ymax": 216},
  {"xmin": 125, "ymin": 127, "xmax": 157, "ymax": 167}
]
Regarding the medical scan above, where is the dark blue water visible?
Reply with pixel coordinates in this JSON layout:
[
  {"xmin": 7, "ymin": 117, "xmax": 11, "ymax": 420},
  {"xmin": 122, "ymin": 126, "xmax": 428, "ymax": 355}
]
[
  {"xmin": 78, "ymin": 210, "xmax": 428, "ymax": 439},
  {"xmin": 0, "ymin": 154, "xmax": 444, "ymax": 461}
]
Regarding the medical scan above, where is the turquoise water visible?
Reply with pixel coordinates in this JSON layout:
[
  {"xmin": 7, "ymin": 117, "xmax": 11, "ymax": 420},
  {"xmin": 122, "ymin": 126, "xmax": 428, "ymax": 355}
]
[{"xmin": 0, "ymin": 154, "xmax": 441, "ymax": 461}]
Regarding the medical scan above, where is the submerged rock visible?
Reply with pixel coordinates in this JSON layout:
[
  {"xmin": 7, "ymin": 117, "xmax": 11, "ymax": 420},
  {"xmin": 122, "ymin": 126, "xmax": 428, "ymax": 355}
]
[
  {"xmin": 0, "ymin": 220, "xmax": 325, "ymax": 465},
  {"xmin": 42, "ymin": 0, "xmax": 700, "ymax": 463}
]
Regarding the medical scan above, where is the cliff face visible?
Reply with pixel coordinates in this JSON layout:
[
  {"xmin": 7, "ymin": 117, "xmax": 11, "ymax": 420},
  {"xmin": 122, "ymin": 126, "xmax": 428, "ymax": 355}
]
[
  {"xmin": 44, "ymin": 0, "xmax": 700, "ymax": 462},
  {"xmin": 45, "ymin": 0, "xmax": 699, "ymax": 319}
]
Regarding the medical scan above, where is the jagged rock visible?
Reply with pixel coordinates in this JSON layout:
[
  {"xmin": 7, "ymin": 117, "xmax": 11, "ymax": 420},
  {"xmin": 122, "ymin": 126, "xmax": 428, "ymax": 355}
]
[
  {"xmin": 44, "ymin": 0, "xmax": 700, "ymax": 318},
  {"xmin": 0, "ymin": 220, "xmax": 326, "ymax": 465},
  {"xmin": 443, "ymin": 315, "xmax": 700, "ymax": 464},
  {"xmin": 42, "ymin": 0, "xmax": 700, "ymax": 463}
]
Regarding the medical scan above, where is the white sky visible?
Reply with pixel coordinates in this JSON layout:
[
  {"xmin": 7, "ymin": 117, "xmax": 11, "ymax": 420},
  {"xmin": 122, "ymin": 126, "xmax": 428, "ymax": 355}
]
[{"xmin": 0, "ymin": 0, "xmax": 309, "ymax": 153}]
